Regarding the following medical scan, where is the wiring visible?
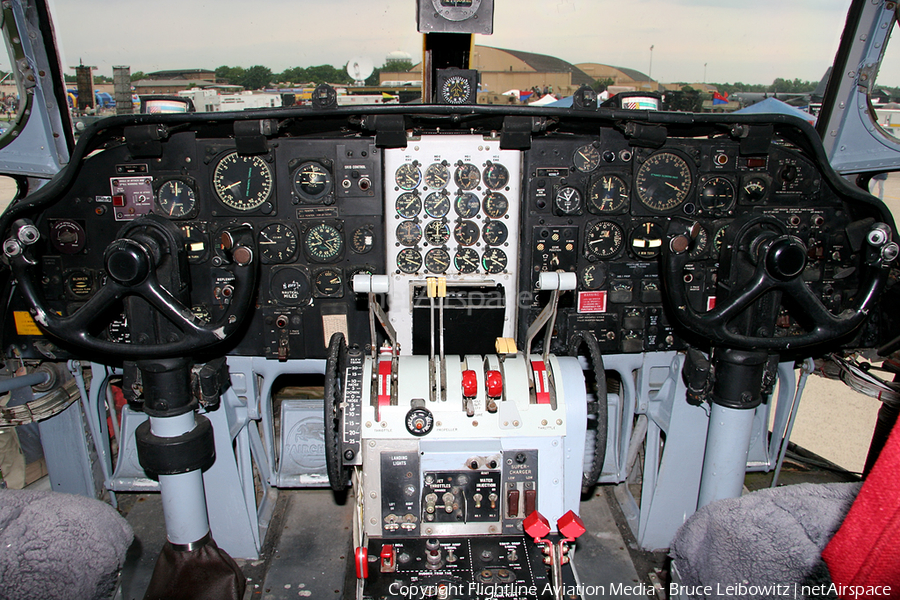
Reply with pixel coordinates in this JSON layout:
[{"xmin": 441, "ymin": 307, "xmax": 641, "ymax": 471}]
[{"xmin": 817, "ymin": 353, "xmax": 900, "ymax": 407}]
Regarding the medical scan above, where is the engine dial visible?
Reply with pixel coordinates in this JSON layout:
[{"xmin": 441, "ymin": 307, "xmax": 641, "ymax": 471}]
[
  {"xmin": 424, "ymin": 192, "xmax": 451, "ymax": 218},
  {"xmin": 424, "ymin": 248, "xmax": 451, "ymax": 273},
  {"xmin": 424, "ymin": 162, "xmax": 451, "ymax": 190},
  {"xmin": 454, "ymin": 220, "xmax": 479, "ymax": 246},
  {"xmin": 395, "ymin": 162, "xmax": 422, "ymax": 191},
  {"xmin": 396, "ymin": 221, "xmax": 422, "ymax": 246},
  {"xmin": 481, "ymin": 248, "xmax": 508, "ymax": 274},
  {"xmin": 395, "ymin": 191, "xmax": 422, "ymax": 218},
  {"xmin": 455, "ymin": 192, "xmax": 480, "ymax": 218},
  {"xmin": 483, "ymin": 162, "xmax": 510, "ymax": 190},
  {"xmin": 424, "ymin": 220, "xmax": 451, "ymax": 246},
  {"xmin": 454, "ymin": 248, "xmax": 480, "ymax": 273},
  {"xmin": 482, "ymin": 220, "xmax": 508, "ymax": 246},
  {"xmin": 454, "ymin": 162, "xmax": 481, "ymax": 190},
  {"xmin": 396, "ymin": 248, "xmax": 423, "ymax": 274},
  {"xmin": 482, "ymin": 192, "xmax": 509, "ymax": 218}
]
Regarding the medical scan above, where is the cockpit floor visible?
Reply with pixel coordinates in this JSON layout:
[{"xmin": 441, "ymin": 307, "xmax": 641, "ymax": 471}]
[{"xmin": 113, "ymin": 485, "xmax": 654, "ymax": 600}]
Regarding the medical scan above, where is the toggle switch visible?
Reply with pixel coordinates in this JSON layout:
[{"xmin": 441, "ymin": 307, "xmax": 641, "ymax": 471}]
[{"xmin": 380, "ymin": 544, "xmax": 396, "ymax": 573}]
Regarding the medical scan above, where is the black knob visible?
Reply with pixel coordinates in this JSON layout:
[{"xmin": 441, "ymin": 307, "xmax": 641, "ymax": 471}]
[
  {"xmin": 105, "ymin": 239, "xmax": 152, "ymax": 285},
  {"xmin": 765, "ymin": 237, "xmax": 807, "ymax": 280}
]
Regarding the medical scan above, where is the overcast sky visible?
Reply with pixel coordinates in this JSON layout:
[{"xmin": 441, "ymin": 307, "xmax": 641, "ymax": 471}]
[{"xmin": 41, "ymin": 0, "xmax": 894, "ymax": 87}]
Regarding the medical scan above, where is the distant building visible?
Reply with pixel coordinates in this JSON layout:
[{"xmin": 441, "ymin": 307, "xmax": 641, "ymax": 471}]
[
  {"xmin": 385, "ymin": 51, "xmax": 412, "ymax": 67},
  {"xmin": 145, "ymin": 69, "xmax": 216, "ymax": 82},
  {"xmin": 576, "ymin": 63, "xmax": 657, "ymax": 92},
  {"xmin": 380, "ymin": 45, "xmax": 595, "ymax": 100}
]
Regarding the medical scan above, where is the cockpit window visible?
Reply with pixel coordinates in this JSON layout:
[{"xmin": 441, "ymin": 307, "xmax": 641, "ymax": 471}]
[
  {"xmin": 0, "ymin": 3, "xmax": 28, "ymax": 145},
  {"xmin": 872, "ymin": 14, "xmax": 900, "ymax": 141}
]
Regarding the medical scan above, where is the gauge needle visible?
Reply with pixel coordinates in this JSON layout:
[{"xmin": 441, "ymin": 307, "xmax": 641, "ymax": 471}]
[
  {"xmin": 260, "ymin": 231, "xmax": 275, "ymax": 244},
  {"xmin": 665, "ymin": 182, "xmax": 681, "ymax": 191},
  {"xmin": 222, "ymin": 181, "xmax": 242, "ymax": 191}
]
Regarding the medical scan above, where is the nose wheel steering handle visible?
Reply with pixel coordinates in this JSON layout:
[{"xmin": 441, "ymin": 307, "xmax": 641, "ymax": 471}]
[
  {"xmin": 663, "ymin": 219, "xmax": 894, "ymax": 351},
  {"xmin": 5, "ymin": 214, "xmax": 258, "ymax": 359}
]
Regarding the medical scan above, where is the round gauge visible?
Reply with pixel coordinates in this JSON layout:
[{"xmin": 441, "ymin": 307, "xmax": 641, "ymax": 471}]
[
  {"xmin": 180, "ymin": 223, "xmax": 208, "ymax": 263},
  {"xmin": 689, "ymin": 224, "xmax": 710, "ymax": 259},
  {"xmin": 581, "ymin": 264, "xmax": 607, "ymax": 290},
  {"xmin": 483, "ymin": 162, "xmax": 510, "ymax": 190},
  {"xmin": 742, "ymin": 177, "xmax": 768, "ymax": 202},
  {"xmin": 396, "ymin": 248, "xmax": 422, "ymax": 274},
  {"xmin": 454, "ymin": 248, "xmax": 480, "ymax": 273},
  {"xmin": 454, "ymin": 220, "xmax": 480, "ymax": 246},
  {"xmin": 635, "ymin": 152, "xmax": 692, "ymax": 212},
  {"xmin": 424, "ymin": 220, "xmax": 450, "ymax": 246},
  {"xmin": 395, "ymin": 163, "xmax": 421, "ymax": 190},
  {"xmin": 156, "ymin": 179, "xmax": 197, "ymax": 218},
  {"xmin": 554, "ymin": 186, "xmax": 582, "ymax": 215},
  {"xmin": 454, "ymin": 163, "xmax": 481, "ymax": 190},
  {"xmin": 699, "ymin": 177, "xmax": 735, "ymax": 214},
  {"xmin": 482, "ymin": 192, "xmax": 509, "ymax": 219},
  {"xmin": 314, "ymin": 269, "xmax": 343, "ymax": 296},
  {"xmin": 482, "ymin": 221, "xmax": 508, "ymax": 246},
  {"xmin": 258, "ymin": 223, "xmax": 298, "ymax": 263},
  {"xmin": 49, "ymin": 219, "xmax": 86, "ymax": 254},
  {"xmin": 350, "ymin": 226, "xmax": 374, "ymax": 254},
  {"xmin": 481, "ymin": 248, "xmax": 508, "ymax": 274},
  {"xmin": 395, "ymin": 192, "xmax": 422, "ymax": 218},
  {"xmin": 270, "ymin": 267, "xmax": 310, "ymax": 306},
  {"xmin": 304, "ymin": 223, "xmax": 343, "ymax": 261},
  {"xmin": 424, "ymin": 248, "xmax": 451, "ymax": 274},
  {"xmin": 713, "ymin": 225, "xmax": 728, "ymax": 253},
  {"xmin": 396, "ymin": 221, "xmax": 422, "ymax": 246},
  {"xmin": 292, "ymin": 162, "xmax": 332, "ymax": 201},
  {"xmin": 585, "ymin": 221, "xmax": 624, "ymax": 258},
  {"xmin": 213, "ymin": 152, "xmax": 273, "ymax": 211},
  {"xmin": 589, "ymin": 175, "xmax": 629, "ymax": 213},
  {"xmin": 441, "ymin": 76, "xmax": 473, "ymax": 105},
  {"xmin": 424, "ymin": 163, "xmax": 451, "ymax": 190},
  {"xmin": 455, "ymin": 192, "xmax": 481, "ymax": 218},
  {"xmin": 424, "ymin": 192, "xmax": 451, "ymax": 218},
  {"xmin": 629, "ymin": 221, "xmax": 666, "ymax": 259},
  {"xmin": 574, "ymin": 144, "xmax": 601, "ymax": 173}
]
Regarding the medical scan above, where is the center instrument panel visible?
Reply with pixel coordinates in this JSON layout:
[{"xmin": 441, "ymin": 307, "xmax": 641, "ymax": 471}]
[{"xmin": 2, "ymin": 109, "xmax": 891, "ymax": 360}]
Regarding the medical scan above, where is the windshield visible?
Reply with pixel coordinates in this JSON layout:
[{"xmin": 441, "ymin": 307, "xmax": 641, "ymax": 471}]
[{"xmin": 34, "ymin": 0, "xmax": 859, "ymax": 113}]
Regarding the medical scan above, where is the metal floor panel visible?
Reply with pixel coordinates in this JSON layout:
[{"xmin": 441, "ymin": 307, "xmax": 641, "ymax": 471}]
[{"xmin": 114, "ymin": 487, "xmax": 646, "ymax": 600}]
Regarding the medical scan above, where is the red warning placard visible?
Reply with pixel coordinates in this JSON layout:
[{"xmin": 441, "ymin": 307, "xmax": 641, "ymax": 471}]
[{"xmin": 577, "ymin": 291, "xmax": 608, "ymax": 314}]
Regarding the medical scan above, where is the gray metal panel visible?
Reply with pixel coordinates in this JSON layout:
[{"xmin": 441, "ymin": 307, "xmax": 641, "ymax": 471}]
[
  {"xmin": 820, "ymin": 0, "xmax": 900, "ymax": 173},
  {"xmin": 38, "ymin": 401, "xmax": 102, "ymax": 497}
]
